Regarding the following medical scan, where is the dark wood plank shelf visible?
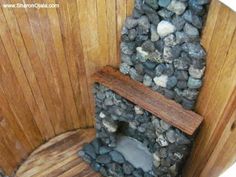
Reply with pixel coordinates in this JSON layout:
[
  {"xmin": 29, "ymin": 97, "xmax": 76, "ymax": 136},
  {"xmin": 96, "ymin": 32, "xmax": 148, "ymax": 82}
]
[{"xmin": 92, "ymin": 66, "xmax": 203, "ymax": 135}]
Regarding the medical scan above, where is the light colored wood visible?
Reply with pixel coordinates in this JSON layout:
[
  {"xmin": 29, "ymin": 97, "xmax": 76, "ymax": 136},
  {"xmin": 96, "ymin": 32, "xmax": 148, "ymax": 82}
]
[
  {"xmin": 1, "ymin": 1, "xmax": 236, "ymax": 177},
  {"xmin": 15, "ymin": 129, "xmax": 100, "ymax": 177},
  {"xmin": 0, "ymin": 6, "xmax": 43, "ymax": 148},
  {"xmin": 0, "ymin": 0, "xmax": 133, "ymax": 174},
  {"xmin": 200, "ymin": 90, "xmax": 236, "ymax": 177},
  {"xmin": 183, "ymin": 0, "xmax": 236, "ymax": 177},
  {"xmin": 4, "ymin": 0, "xmax": 55, "ymax": 139}
]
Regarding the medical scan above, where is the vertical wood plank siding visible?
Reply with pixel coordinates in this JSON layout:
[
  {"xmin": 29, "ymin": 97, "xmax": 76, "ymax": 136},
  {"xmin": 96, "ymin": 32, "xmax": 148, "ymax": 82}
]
[{"xmin": 0, "ymin": 0, "xmax": 235, "ymax": 177}]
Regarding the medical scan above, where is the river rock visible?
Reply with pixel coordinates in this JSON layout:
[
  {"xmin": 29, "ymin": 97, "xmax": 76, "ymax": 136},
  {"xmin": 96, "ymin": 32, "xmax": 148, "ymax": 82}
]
[
  {"xmin": 134, "ymin": 105, "xmax": 144, "ymax": 115},
  {"xmin": 120, "ymin": 63, "xmax": 131, "ymax": 74},
  {"xmin": 167, "ymin": 76, "xmax": 177, "ymax": 89},
  {"xmin": 110, "ymin": 151, "xmax": 125, "ymax": 164},
  {"xmin": 164, "ymin": 34, "xmax": 176, "ymax": 46},
  {"xmin": 187, "ymin": 77, "xmax": 202, "ymax": 89},
  {"xmin": 184, "ymin": 23, "xmax": 199, "ymax": 39},
  {"xmin": 138, "ymin": 16, "xmax": 150, "ymax": 34},
  {"xmin": 154, "ymin": 75, "xmax": 168, "ymax": 87},
  {"xmin": 125, "ymin": 17, "xmax": 138, "ymax": 29},
  {"xmin": 102, "ymin": 119, "xmax": 118, "ymax": 133},
  {"xmin": 182, "ymin": 42, "xmax": 206, "ymax": 59},
  {"xmin": 160, "ymin": 120, "xmax": 171, "ymax": 130},
  {"xmin": 167, "ymin": 0, "xmax": 187, "ymax": 15},
  {"xmin": 147, "ymin": 13, "xmax": 160, "ymax": 26},
  {"xmin": 144, "ymin": 0, "xmax": 159, "ymax": 9},
  {"xmin": 166, "ymin": 129, "xmax": 176, "ymax": 143},
  {"xmin": 158, "ymin": 0, "xmax": 171, "ymax": 7},
  {"xmin": 157, "ymin": 21, "xmax": 176, "ymax": 38},
  {"xmin": 83, "ymin": 144, "xmax": 96, "ymax": 159},
  {"xmin": 183, "ymin": 10, "xmax": 203, "ymax": 29},
  {"xmin": 189, "ymin": 65, "xmax": 205, "ymax": 78},
  {"xmin": 129, "ymin": 68, "xmax": 144, "ymax": 82},
  {"xmin": 96, "ymin": 154, "xmax": 112, "ymax": 164},
  {"xmin": 123, "ymin": 162, "xmax": 134, "ymax": 175},
  {"xmin": 142, "ymin": 40, "xmax": 155, "ymax": 52},
  {"xmin": 129, "ymin": 29, "xmax": 138, "ymax": 40},
  {"xmin": 157, "ymin": 134, "xmax": 169, "ymax": 147},
  {"xmin": 150, "ymin": 25, "xmax": 159, "ymax": 42},
  {"xmin": 143, "ymin": 74, "xmax": 153, "ymax": 86},
  {"xmin": 172, "ymin": 15, "xmax": 186, "ymax": 31},
  {"xmin": 121, "ymin": 54, "xmax": 133, "ymax": 66},
  {"xmin": 121, "ymin": 42, "xmax": 136, "ymax": 55},
  {"xmin": 182, "ymin": 89, "xmax": 199, "ymax": 100}
]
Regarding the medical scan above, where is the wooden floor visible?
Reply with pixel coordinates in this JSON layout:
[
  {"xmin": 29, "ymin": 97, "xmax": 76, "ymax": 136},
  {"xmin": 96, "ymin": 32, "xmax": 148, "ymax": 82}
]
[{"xmin": 15, "ymin": 129, "xmax": 101, "ymax": 177}]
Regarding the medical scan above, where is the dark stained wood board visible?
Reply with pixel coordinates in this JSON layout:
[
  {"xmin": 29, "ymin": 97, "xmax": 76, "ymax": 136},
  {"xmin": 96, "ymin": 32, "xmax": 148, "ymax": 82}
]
[{"xmin": 92, "ymin": 66, "xmax": 203, "ymax": 135}]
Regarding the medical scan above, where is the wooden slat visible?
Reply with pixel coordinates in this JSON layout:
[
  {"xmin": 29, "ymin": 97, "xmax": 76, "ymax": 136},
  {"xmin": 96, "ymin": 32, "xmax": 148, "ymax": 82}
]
[
  {"xmin": 106, "ymin": 0, "xmax": 119, "ymax": 67},
  {"xmin": 183, "ymin": 1, "xmax": 236, "ymax": 177},
  {"xmin": 56, "ymin": 0, "xmax": 83, "ymax": 128},
  {"xmin": 200, "ymin": 89, "xmax": 236, "ymax": 177},
  {"xmin": 93, "ymin": 66, "xmax": 203, "ymax": 135},
  {"xmin": 5, "ymin": 1, "xmax": 236, "ymax": 177},
  {"xmin": 4, "ymin": 0, "xmax": 55, "ymax": 140},
  {"xmin": 116, "ymin": 0, "xmax": 127, "ymax": 64},
  {"xmin": 0, "ymin": 7, "xmax": 43, "ymax": 148},
  {"xmin": 0, "ymin": 139, "xmax": 17, "ymax": 175},
  {"xmin": 15, "ymin": 129, "xmax": 100, "ymax": 177},
  {"xmin": 126, "ymin": 0, "xmax": 135, "ymax": 16},
  {"xmin": 0, "ymin": 0, "xmax": 129, "ymax": 174}
]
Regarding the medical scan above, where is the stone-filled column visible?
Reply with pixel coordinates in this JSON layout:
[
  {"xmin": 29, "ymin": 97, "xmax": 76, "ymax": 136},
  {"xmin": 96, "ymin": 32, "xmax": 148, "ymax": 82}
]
[
  {"xmin": 120, "ymin": 0, "xmax": 209, "ymax": 110},
  {"xmin": 79, "ymin": 0, "xmax": 209, "ymax": 176}
]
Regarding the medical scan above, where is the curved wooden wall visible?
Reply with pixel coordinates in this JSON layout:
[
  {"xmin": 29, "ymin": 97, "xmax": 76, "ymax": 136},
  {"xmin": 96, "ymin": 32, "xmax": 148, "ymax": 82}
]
[
  {"xmin": 184, "ymin": 0, "xmax": 236, "ymax": 177},
  {"xmin": 0, "ymin": 0, "xmax": 236, "ymax": 176},
  {"xmin": 0, "ymin": 0, "xmax": 134, "ymax": 175}
]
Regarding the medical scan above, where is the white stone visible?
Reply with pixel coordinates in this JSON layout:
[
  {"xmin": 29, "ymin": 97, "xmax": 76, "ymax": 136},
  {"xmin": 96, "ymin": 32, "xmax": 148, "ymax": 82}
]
[
  {"xmin": 167, "ymin": 0, "xmax": 187, "ymax": 15},
  {"xmin": 136, "ymin": 47, "xmax": 149, "ymax": 58},
  {"xmin": 143, "ymin": 74, "xmax": 153, "ymax": 87},
  {"xmin": 153, "ymin": 160, "xmax": 161, "ymax": 168},
  {"xmin": 134, "ymin": 105, "xmax": 144, "ymax": 115},
  {"xmin": 153, "ymin": 152, "xmax": 161, "ymax": 162},
  {"xmin": 156, "ymin": 134, "xmax": 169, "ymax": 147},
  {"xmin": 99, "ymin": 112, "xmax": 106, "ymax": 119},
  {"xmin": 169, "ymin": 164, "xmax": 178, "ymax": 177},
  {"xmin": 129, "ymin": 121, "xmax": 139, "ymax": 130},
  {"xmin": 157, "ymin": 21, "xmax": 176, "ymax": 38},
  {"xmin": 174, "ymin": 152, "xmax": 184, "ymax": 160},
  {"xmin": 153, "ymin": 152, "xmax": 161, "ymax": 167},
  {"xmin": 189, "ymin": 66, "xmax": 205, "ymax": 79},
  {"xmin": 102, "ymin": 120, "xmax": 118, "ymax": 133},
  {"xmin": 153, "ymin": 75, "xmax": 168, "ymax": 87}
]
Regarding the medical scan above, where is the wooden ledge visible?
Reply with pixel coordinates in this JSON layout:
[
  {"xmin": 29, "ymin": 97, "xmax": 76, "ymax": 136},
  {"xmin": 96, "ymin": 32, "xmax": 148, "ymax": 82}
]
[{"xmin": 92, "ymin": 66, "xmax": 203, "ymax": 135}]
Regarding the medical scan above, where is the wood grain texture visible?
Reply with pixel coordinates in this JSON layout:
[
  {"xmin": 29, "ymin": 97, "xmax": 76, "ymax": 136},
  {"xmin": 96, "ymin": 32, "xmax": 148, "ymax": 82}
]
[
  {"xmin": 93, "ymin": 66, "xmax": 203, "ymax": 135},
  {"xmin": 1, "ymin": 0, "xmax": 236, "ymax": 177},
  {"xmin": 15, "ymin": 129, "xmax": 100, "ymax": 177},
  {"xmin": 183, "ymin": 0, "xmax": 236, "ymax": 177},
  {"xmin": 0, "ymin": 0, "xmax": 133, "ymax": 175}
]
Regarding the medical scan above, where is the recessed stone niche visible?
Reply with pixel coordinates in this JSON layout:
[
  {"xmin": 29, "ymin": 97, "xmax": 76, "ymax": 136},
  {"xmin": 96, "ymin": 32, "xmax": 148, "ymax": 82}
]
[
  {"xmin": 79, "ymin": 84, "xmax": 193, "ymax": 177},
  {"xmin": 120, "ymin": 0, "xmax": 209, "ymax": 110}
]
